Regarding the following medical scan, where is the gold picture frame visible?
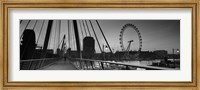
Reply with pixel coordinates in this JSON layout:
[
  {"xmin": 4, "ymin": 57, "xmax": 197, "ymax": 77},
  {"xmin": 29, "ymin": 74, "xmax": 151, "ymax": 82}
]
[{"xmin": 0, "ymin": 0, "xmax": 199, "ymax": 90}]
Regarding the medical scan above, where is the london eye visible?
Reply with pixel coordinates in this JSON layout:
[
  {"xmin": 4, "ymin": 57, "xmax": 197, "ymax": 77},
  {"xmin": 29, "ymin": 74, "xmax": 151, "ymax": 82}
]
[{"xmin": 119, "ymin": 23, "xmax": 142, "ymax": 59}]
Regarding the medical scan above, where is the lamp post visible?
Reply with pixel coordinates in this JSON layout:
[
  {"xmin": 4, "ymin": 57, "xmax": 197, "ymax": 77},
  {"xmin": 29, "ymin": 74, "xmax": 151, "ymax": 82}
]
[
  {"xmin": 104, "ymin": 45, "xmax": 109, "ymax": 60},
  {"xmin": 177, "ymin": 49, "xmax": 180, "ymax": 54},
  {"xmin": 102, "ymin": 44, "xmax": 108, "ymax": 60}
]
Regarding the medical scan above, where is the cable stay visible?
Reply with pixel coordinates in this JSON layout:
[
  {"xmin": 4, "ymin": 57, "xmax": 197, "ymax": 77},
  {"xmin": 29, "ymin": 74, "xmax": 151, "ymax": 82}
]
[
  {"xmin": 32, "ymin": 20, "xmax": 38, "ymax": 30},
  {"xmin": 57, "ymin": 35, "xmax": 67, "ymax": 51},
  {"xmin": 38, "ymin": 20, "xmax": 54, "ymax": 68},
  {"xmin": 53, "ymin": 20, "xmax": 58, "ymax": 52},
  {"xmin": 72, "ymin": 25, "xmax": 76, "ymax": 51},
  {"xmin": 85, "ymin": 20, "xmax": 91, "ymax": 36},
  {"xmin": 70, "ymin": 21, "xmax": 75, "ymax": 50},
  {"xmin": 96, "ymin": 20, "xmax": 113, "ymax": 54},
  {"xmin": 78, "ymin": 20, "xmax": 85, "ymax": 39},
  {"xmin": 78, "ymin": 20, "xmax": 84, "ymax": 51},
  {"xmin": 68, "ymin": 20, "xmax": 71, "ymax": 49},
  {"xmin": 89, "ymin": 20, "xmax": 103, "ymax": 53},
  {"xmin": 82, "ymin": 20, "xmax": 88, "ymax": 36},
  {"xmin": 57, "ymin": 35, "xmax": 66, "ymax": 57},
  {"xmin": 57, "ymin": 20, "xmax": 61, "ymax": 49},
  {"xmin": 30, "ymin": 20, "xmax": 45, "ymax": 60},
  {"xmin": 20, "ymin": 20, "xmax": 31, "ymax": 39},
  {"xmin": 36, "ymin": 20, "xmax": 45, "ymax": 44}
]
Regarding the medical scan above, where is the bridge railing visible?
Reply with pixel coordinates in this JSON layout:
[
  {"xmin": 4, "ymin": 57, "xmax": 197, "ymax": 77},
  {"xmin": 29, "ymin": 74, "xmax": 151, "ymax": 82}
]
[
  {"xmin": 70, "ymin": 58, "xmax": 174, "ymax": 70},
  {"xmin": 20, "ymin": 58, "xmax": 61, "ymax": 70}
]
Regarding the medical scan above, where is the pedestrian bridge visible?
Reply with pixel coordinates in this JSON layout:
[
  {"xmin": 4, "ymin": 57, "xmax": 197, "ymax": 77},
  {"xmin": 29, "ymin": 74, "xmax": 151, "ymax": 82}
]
[{"xmin": 20, "ymin": 58, "xmax": 174, "ymax": 70}]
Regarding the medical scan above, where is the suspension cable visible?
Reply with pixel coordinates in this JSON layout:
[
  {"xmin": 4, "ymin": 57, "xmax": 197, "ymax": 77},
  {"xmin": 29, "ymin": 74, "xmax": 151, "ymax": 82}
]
[
  {"xmin": 31, "ymin": 20, "xmax": 44, "ymax": 60},
  {"xmin": 77, "ymin": 21, "xmax": 83, "ymax": 58},
  {"xmin": 70, "ymin": 21, "xmax": 74, "ymax": 50},
  {"xmin": 59, "ymin": 20, "xmax": 62, "ymax": 48},
  {"xmin": 80, "ymin": 20, "xmax": 87, "ymax": 38},
  {"xmin": 68, "ymin": 20, "xmax": 71, "ymax": 48},
  {"xmin": 85, "ymin": 20, "xmax": 91, "ymax": 36},
  {"xmin": 72, "ymin": 23, "xmax": 76, "ymax": 50},
  {"xmin": 57, "ymin": 36, "xmax": 66, "ymax": 50},
  {"xmin": 80, "ymin": 20, "xmax": 86, "ymax": 37},
  {"xmin": 47, "ymin": 22, "xmax": 54, "ymax": 50},
  {"xmin": 82, "ymin": 20, "xmax": 88, "ymax": 36},
  {"xmin": 36, "ymin": 20, "xmax": 45, "ymax": 44},
  {"xmin": 89, "ymin": 20, "xmax": 103, "ymax": 53},
  {"xmin": 79, "ymin": 20, "xmax": 84, "ymax": 39},
  {"xmin": 57, "ymin": 20, "xmax": 61, "ymax": 49},
  {"xmin": 20, "ymin": 20, "xmax": 31, "ymax": 39},
  {"xmin": 64, "ymin": 39, "xmax": 67, "ymax": 51},
  {"xmin": 71, "ymin": 23, "xmax": 75, "ymax": 50},
  {"xmin": 32, "ymin": 20, "xmax": 38, "ymax": 30},
  {"xmin": 53, "ymin": 20, "xmax": 58, "ymax": 50},
  {"xmin": 64, "ymin": 21, "xmax": 68, "ymax": 50},
  {"xmin": 96, "ymin": 20, "xmax": 113, "ymax": 54},
  {"xmin": 78, "ymin": 20, "xmax": 84, "ymax": 50}
]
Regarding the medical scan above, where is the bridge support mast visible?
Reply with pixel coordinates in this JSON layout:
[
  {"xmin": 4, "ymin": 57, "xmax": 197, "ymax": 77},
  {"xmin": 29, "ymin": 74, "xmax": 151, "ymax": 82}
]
[
  {"xmin": 73, "ymin": 20, "xmax": 81, "ymax": 57},
  {"xmin": 38, "ymin": 20, "xmax": 53, "ymax": 68}
]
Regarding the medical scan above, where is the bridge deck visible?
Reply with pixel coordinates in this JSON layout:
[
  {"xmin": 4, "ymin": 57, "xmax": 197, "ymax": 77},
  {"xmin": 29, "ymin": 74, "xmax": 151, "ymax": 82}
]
[{"xmin": 40, "ymin": 59, "xmax": 77, "ymax": 70}]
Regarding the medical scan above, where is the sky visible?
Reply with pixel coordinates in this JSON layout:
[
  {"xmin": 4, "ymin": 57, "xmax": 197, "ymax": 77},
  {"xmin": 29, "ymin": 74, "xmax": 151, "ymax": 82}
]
[{"xmin": 20, "ymin": 20, "xmax": 180, "ymax": 54}]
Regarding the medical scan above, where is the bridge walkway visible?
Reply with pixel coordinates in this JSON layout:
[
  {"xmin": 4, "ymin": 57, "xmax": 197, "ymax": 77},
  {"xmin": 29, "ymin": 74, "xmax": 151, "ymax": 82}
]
[{"xmin": 40, "ymin": 59, "xmax": 77, "ymax": 70}]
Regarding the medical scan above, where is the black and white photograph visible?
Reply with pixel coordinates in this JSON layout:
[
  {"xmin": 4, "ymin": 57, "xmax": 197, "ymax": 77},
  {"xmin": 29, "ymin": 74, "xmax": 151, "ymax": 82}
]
[{"xmin": 20, "ymin": 20, "xmax": 180, "ymax": 70}]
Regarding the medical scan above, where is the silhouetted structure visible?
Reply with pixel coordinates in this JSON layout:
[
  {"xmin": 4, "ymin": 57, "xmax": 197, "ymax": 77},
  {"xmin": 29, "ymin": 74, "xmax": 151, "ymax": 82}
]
[
  {"xmin": 20, "ymin": 29, "xmax": 36, "ymax": 60},
  {"xmin": 83, "ymin": 37, "xmax": 95, "ymax": 59},
  {"xmin": 20, "ymin": 29, "xmax": 36, "ymax": 70},
  {"xmin": 153, "ymin": 50, "xmax": 168, "ymax": 59}
]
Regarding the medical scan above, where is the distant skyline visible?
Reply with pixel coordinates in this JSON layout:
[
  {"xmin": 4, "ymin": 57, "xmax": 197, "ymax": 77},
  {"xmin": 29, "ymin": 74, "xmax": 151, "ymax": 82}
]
[{"xmin": 20, "ymin": 20, "xmax": 180, "ymax": 54}]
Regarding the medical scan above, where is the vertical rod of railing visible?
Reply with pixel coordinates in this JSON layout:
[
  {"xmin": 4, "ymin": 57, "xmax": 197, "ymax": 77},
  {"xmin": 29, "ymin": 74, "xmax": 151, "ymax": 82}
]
[
  {"xmin": 83, "ymin": 61, "xmax": 86, "ymax": 70},
  {"xmin": 101, "ymin": 62, "xmax": 104, "ymax": 70},
  {"xmin": 79, "ymin": 60, "xmax": 82, "ymax": 69},
  {"xmin": 90, "ymin": 61, "xmax": 94, "ymax": 70},
  {"xmin": 77, "ymin": 61, "xmax": 80, "ymax": 69},
  {"xmin": 107, "ymin": 63, "xmax": 110, "ymax": 69},
  {"xmin": 85, "ymin": 61, "xmax": 89, "ymax": 70},
  {"xmin": 98, "ymin": 62, "xmax": 101, "ymax": 70},
  {"xmin": 126, "ymin": 66, "xmax": 130, "ymax": 70},
  {"xmin": 105, "ymin": 62, "xmax": 108, "ymax": 69},
  {"xmin": 78, "ymin": 60, "xmax": 81, "ymax": 69}
]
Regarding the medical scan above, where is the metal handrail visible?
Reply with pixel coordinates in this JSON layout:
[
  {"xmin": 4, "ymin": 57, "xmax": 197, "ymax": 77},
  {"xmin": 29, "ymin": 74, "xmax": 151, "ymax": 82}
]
[
  {"xmin": 72, "ymin": 58, "xmax": 174, "ymax": 70},
  {"xmin": 20, "ymin": 57, "xmax": 62, "ymax": 70},
  {"xmin": 20, "ymin": 57, "xmax": 61, "ymax": 62}
]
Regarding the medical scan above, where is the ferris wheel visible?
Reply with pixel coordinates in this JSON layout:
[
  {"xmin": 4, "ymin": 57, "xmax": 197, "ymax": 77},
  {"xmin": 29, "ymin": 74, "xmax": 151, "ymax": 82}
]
[{"xmin": 119, "ymin": 23, "xmax": 142, "ymax": 59}]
